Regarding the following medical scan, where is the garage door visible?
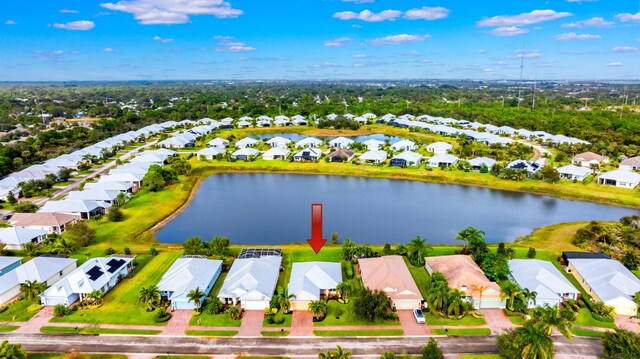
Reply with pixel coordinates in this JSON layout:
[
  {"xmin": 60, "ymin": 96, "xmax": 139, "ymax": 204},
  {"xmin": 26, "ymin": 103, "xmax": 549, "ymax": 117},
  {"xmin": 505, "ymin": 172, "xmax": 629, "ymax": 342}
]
[
  {"xmin": 291, "ymin": 300, "xmax": 310, "ymax": 311},
  {"xmin": 242, "ymin": 300, "xmax": 269, "ymax": 310},
  {"xmin": 394, "ymin": 299, "xmax": 419, "ymax": 310}
]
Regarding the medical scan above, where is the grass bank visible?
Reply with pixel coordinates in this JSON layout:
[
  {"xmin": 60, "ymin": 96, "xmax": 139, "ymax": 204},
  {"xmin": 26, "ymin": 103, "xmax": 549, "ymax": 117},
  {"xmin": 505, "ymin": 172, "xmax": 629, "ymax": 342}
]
[
  {"xmin": 0, "ymin": 300, "xmax": 40, "ymax": 322},
  {"xmin": 261, "ymin": 330, "xmax": 290, "ymax": 336},
  {"xmin": 0, "ymin": 325, "xmax": 19, "ymax": 332},
  {"xmin": 184, "ymin": 329, "xmax": 238, "ymax": 337}
]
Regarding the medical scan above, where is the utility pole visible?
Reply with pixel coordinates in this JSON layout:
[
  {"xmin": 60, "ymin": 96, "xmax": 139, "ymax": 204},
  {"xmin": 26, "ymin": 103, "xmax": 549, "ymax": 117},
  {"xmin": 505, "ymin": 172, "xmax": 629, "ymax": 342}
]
[{"xmin": 532, "ymin": 73, "xmax": 537, "ymax": 109}]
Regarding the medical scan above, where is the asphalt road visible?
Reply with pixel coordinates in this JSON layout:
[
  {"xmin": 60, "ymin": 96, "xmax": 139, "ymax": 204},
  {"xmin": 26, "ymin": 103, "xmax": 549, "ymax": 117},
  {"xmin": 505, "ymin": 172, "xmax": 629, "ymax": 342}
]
[{"xmin": 0, "ymin": 333, "xmax": 604, "ymax": 357}]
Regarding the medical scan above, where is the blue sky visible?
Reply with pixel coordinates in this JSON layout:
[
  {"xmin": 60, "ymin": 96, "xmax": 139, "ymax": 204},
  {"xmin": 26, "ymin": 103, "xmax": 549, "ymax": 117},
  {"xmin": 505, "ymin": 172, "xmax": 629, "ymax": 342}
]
[{"xmin": 1, "ymin": 0, "xmax": 639, "ymax": 81}]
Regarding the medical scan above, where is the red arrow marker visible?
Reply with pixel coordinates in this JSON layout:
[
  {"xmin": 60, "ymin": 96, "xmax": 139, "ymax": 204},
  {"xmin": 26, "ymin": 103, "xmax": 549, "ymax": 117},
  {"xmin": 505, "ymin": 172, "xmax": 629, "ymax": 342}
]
[{"xmin": 307, "ymin": 203, "xmax": 327, "ymax": 254}]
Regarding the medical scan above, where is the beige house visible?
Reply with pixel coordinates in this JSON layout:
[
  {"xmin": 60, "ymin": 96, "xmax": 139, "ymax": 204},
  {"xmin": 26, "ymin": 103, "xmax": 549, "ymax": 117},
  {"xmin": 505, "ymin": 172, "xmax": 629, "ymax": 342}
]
[
  {"xmin": 425, "ymin": 255, "xmax": 505, "ymax": 309},
  {"xmin": 9, "ymin": 213, "xmax": 80, "ymax": 235},
  {"xmin": 358, "ymin": 255, "xmax": 423, "ymax": 310},
  {"xmin": 572, "ymin": 152, "xmax": 610, "ymax": 168}
]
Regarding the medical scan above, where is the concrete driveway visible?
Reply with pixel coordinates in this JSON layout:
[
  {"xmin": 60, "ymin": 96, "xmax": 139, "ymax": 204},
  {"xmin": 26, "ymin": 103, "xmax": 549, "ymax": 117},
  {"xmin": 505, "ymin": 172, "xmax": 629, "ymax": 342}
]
[
  {"xmin": 397, "ymin": 310, "xmax": 429, "ymax": 336},
  {"xmin": 482, "ymin": 309, "xmax": 516, "ymax": 334},
  {"xmin": 614, "ymin": 315, "xmax": 640, "ymax": 333}
]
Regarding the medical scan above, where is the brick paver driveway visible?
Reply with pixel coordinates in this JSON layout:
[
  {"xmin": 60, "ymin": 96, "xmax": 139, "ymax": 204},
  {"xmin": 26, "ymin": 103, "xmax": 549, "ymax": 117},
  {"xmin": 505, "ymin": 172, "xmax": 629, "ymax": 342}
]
[
  {"xmin": 482, "ymin": 308, "xmax": 516, "ymax": 334},
  {"xmin": 238, "ymin": 310, "xmax": 265, "ymax": 337},
  {"xmin": 161, "ymin": 309, "xmax": 193, "ymax": 336},
  {"xmin": 614, "ymin": 315, "xmax": 640, "ymax": 333},
  {"xmin": 398, "ymin": 310, "xmax": 430, "ymax": 336},
  {"xmin": 290, "ymin": 310, "xmax": 314, "ymax": 336},
  {"xmin": 15, "ymin": 306, "xmax": 54, "ymax": 334}
]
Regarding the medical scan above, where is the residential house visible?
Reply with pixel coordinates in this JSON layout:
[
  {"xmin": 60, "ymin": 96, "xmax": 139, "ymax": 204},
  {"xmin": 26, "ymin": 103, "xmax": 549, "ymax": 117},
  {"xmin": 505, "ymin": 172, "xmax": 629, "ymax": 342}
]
[
  {"xmin": 288, "ymin": 262, "xmax": 342, "ymax": 310},
  {"xmin": 620, "ymin": 156, "xmax": 640, "ymax": 172},
  {"xmin": 263, "ymin": 147, "xmax": 291, "ymax": 161},
  {"xmin": 8, "ymin": 213, "xmax": 80, "ymax": 235},
  {"xmin": 0, "ymin": 257, "xmax": 22, "ymax": 278},
  {"xmin": 468, "ymin": 157, "xmax": 496, "ymax": 171},
  {"xmin": 0, "ymin": 257, "xmax": 77, "ymax": 306},
  {"xmin": 99, "ymin": 173, "xmax": 144, "ymax": 191},
  {"xmin": 390, "ymin": 139, "xmax": 417, "ymax": 152},
  {"xmin": 158, "ymin": 257, "xmax": 223, "ymax": 310},
  {"xmin": 38, "ymin": 200, "xmax": 106, "ymax": 220},
  {"xmin": 425, "ymin": 255, "xmax": 505, "ymax": 309},
  {"xmin": 293, "ymin": 148, "xmax": 322, "ymax": 162},
  {"xmin": 266, "ymin": 136, "xmax": 292, "ymax": 148},
  {"xmin": 508, "ymin": 259, "xmax": 579, "ymax": 308},
  {"xmin": 557, "ymin": 165, "xmax": 591, "ymax": 181},
  {"xmin": 235, "ymin": 137, "xmax": 259, "ymax": 149},
  {"xmin": 40, "ymin": 256, "xmax": 134, "ymax": 306},
  {"xmin": 362, "ymin": 139, "xmax": 385, "ymax": 151},
  {"xmin": 359, "ymin": 150, "xmax": 388, "ymax": 164},
  {"xmin": 130, "ymin": 154, "xmax": 165, "ymax": 166},
  {"xmin": 390, "ymin": 151, "xmax": 423, "ymax": 167},
  {"xmin": 572, "ymin": 152, "xmax": 610, "ymax": 168},
  {"xmin": 597, "ymin": 170, "xmax": 640, "ymax": 189},
  {"xmin": 84, "ymin": 181, "xmax": 134, "ymax": 194},
  {"xmin": 562, "ymin": 251, "xmax": 610, "ymax": 266},
  {"xmin": 507, "ymin": 160, "xmax": 541, "ymax": 177},
  {"xmin": 427, "ymin": 154, "xmax": 459, "ymax": 168},
  {"xmin": 295, "ymin": 137, "xmax": 323, "ymax": 148},
  {"xmin": 218, "ymin": 255, "xmax": 282, "ymax": 310},
  {"xmin": 236, "ymin": 120, "xmax": 251, "ymax": 128},
  {"xmin": 426, "ymin": 142, "xmax": 453, "ymax": 155},
  {"xmin": 208, "ymin": 138, "xmax": 229, "ymax": 148},
  {"xmin": 358, "ymin": 255, "xmax": 423, "ymax": 310},
  {"xmin": 568, "ymin": 258, "xmax": 640, "ymax": 315},
  {"xmin": 327, "ymin": 148, "xmax": 355, "ymax": 163},
  {"xmin": 231, "ymin": 148, "xmax": 260, "ymax": 161},
  {"xmin": 197, "ymin": 147, "xmax": 226, "ymax": 160},
  {"xmin": 0, "ymin": 227, "xmax": 48, "ymax": 250},
  {"xmin": 329, "ymin": 137, "xmax": 355, "ymax": 149},
  {"xmin": 66, "ymin": 189, "xmax": 121, "ymax": 206}
]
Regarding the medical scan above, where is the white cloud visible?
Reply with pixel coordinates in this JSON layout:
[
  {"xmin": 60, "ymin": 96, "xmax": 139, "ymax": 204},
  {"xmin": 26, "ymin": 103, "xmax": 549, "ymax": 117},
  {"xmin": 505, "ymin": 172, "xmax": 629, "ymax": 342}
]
[
  {"xmin": 606, "ymin": 62, "xmax": 622, "ymax": 67},
  {"xmin": 323, "ymin": 37, "xmax": 352, "ymax": 47},
  {"xmin": 554, "ymin": 32, "xmax": 601, "ymax": 41},
  {"xmin": 616, "ymin": 12, "xmax": 640, "ymax": 22},
  {"xmin": 404, "ymin": 6, "xmax": 450, "ymax": 21},
  {"xmin": 403, "ymin": 50, "xmax": 422, "ymax": 56},
  {"xmin": 511, "ymin": 50, "xmax": 541, "ymax": 59},
  {"xmin": 478, "ymin": 49, "xmax": 487, "ymax": 54},
  {"xmin": 213, "ymin": 35, "xmax": 256, "ymax": 52},
  {"xmin": 562, "ymin": 17, "xmax": 614, "ymax": 28},
  {"xmin": 354, "ymin": 54, "xmax": 367, "ymax": 58},
  {"xmin": 103, "ymin": 47, "xmax": 115, "ymax": 52},
  {"xmin": 477, "ymin": 9, "xmax": 573, "ymax": 27},
  {"xmin": 60, "ymin": 9, "xmax": 79, "ymax": 14},
  {"xmin": 612, "ymin": 46, "xmax": 637, "ymax": 53},
  {"xmin": 5, "ymin": 20, "xmax": 16, "ymax": 25},
  {"xmin": 333, "ymin": 9, "xmax": 402, "ymax": 22},
  {"xmin": 368, "ymin": 34, "xmax": 430, "ymax": 46},
  {"xmin": 488, "ymin": 26, "xmax": 529, "ymax": 36},
  {"xmin": 53, "ymin": 20, "xmax": 95, "ymax": 31},
  {"xmin": 153, "ymin": 35, "xmax": 174, "ymax": 43},
  {"xmin": 100, "ymin": 0, "xmax": 243, "ymax": 25}
]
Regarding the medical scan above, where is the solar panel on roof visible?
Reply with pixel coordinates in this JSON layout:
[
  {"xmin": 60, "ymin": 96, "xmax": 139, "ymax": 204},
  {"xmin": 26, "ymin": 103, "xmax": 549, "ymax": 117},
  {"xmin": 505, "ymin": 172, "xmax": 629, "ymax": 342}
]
[
  {"xmin": 238, "ymin": 248, "xmax": 282, "ymax": 259},
  {"xmin": 106, "ymin": 258, "xmax": 126, "ymax": 273},
  {"xmin": 86, "ymin": 266, "xmax": 104, "ymax": 281}
]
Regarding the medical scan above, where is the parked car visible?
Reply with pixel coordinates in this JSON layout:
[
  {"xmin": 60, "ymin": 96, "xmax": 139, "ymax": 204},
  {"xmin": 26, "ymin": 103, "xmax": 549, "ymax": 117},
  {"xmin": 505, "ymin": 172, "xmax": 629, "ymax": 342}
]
[{"xmin": 414, "ymin": 308, "xmax": 425, "ymax": 324}]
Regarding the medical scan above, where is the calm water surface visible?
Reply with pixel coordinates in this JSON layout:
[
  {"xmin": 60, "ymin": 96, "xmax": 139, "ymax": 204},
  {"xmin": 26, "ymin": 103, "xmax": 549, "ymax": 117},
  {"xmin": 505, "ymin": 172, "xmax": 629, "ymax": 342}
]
[{"xmin": 157, "ymin": 174, "xmax": 638, "ymax": 245}]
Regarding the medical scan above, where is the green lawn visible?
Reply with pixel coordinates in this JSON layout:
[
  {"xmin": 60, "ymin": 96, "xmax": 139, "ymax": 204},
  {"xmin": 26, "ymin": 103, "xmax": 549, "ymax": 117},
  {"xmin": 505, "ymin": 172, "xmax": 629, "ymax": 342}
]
[
  {"xmin": 261, "ymin": 330, "xmax": 290, "ymax": 336},
  {"xmin": 40, "ymin": 326, "xmax": 161, "ymax": 335},
  {"xmin": 403, "ymin": 256, "xmax": 430, "ymax": 299},
  {"xmin": 0, "ymin": 326, "xmax": 19, "ymax": 332},
  {"xmin": 571, "ymin": 328, "xmax": 607, "ymax": 338},
  {"xmin": 313, "ymin": 300, "xmax": 401, "ymax": 327},
  {"xmin": 184, "ymin": 329, "xmax": 238, "ymax": 337},
  {"xmin": 189, "ymin": 312, "xmax": 241, "ymax": 327},
  {"xmin": 50, "ymin": 252, "xmax": 181, "ymax": 326},
  {"xmin": 507, "ymin": 315, "xmax": 527, "ymax": 325},
  {"xmin": 431, "ymin": 328, "xmax": 491, "ymax": 336},
  {"xmin": 0, "ymin": 299, "xmax": 41, "ymax": 322},
  {"xmin": 27, "ymin": 355, "xmax": 127, "ymax": 359},
  {"xmin": 262, "ymin": 311, "xmax": 292, "ymax": 327},
  {"xmin": 573, "ymin": 308, "xmax": 616, "ymax": 329},
  {"xmin": 424, "ymin": 312, "xmax": 486, "ymax": 326},
  {"xmin": 313, "ymin": 329, "xmax": 404, "ymax": 336}
]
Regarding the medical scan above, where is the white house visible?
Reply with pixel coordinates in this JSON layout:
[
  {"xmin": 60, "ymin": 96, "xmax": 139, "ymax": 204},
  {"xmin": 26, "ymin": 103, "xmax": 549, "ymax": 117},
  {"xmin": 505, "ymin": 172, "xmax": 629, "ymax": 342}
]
[
  {"xmin": 197, "ymin": 147, "xmax": 226, "ymax": 160},
  {"xmin": 557, "ymin": 165, "xmax": 591, "ymax": 181},
  {"xmin": 390, "ymin": 151, "xmax": 423, "ymax": 167},
  {"xmin": 288, "ymin": 262, "xmax": 342, "ymax": 310},
  {"xmin": 66, "ymin": 189, "xmax": 120, "ymax": 206},
  {"xmin": 158, "ymin": 257, "xmax": 222, "ymax": 310},
  {"xmin": 40, "ymin": 257, "xmax": 134, "ymax": 307},
  {"xmin": 468, "ymin": 157, "xmax": 496, "ymax": 171},
  {"xmin": 598, "ymin": 169, "xmax": 640, "ymax": 189},
  {"xmin": 390, "ymin": 139, "xmax": 417, "ymax": 152},
  {"xmin": 0, "ymin": 257, "xmax": 22, "ymax": 278},
  {"xmin": 619, "ymin": 156, "xmax": 640, "ymax": 172},
  {"xmin": 235, "ymin": 137, "xmax": 259, "ymax": 149},
  {"xmin": 359, "ymin": 150, "xmax": 388, "ymax": 164},
  {"xmin": 427, "ymin": 153, "xmax": 459, "ymax": 168},
  {"xmin": 231, "ymin": 148, "xmax": 260, "ymax": 161},
  {"xmin": 0, "ymin": 227, "xmax": 48, "ymax": 250},
  {"xmin": 293, "ymin": 148, "xmax": 322, "ymax": 162},
  {"xmin": 362, "ymin": 139, "xmax": 385, "ymax": 151},
  {"xmin": 329, "ymin": 137, "xmax": 354, "ymax": 149},
  {"xmin": 9, "ymin": 213, "xmax": 80, "ymax": 235},
  {"xmin": 218, "ymin": 255, "xmax": 282, "ymax": 310},
  {"xmin": 508, "ymin": 259, "xmax": 579, "ymax": 308},
  {"xmin": 266, "ymin": 136, "xmax": 292, "ymax": 148},
  {"xmin": 0, "ymin": 257, "xmax": 77, "ymax": 306},
  {"xmin": 263, "ymin": 147, "xmax": 291, "ymax": 161},
  {"xmin": 84, "ymin": 181, "xmax": 133, "ymax": 193},
  {"xmin": 426, "ymin": 141, "xmax": 453, "ymax": 155},
  {"xmin": 208, "ymin": 138, "xmax": 229, "ymax": 148},
  {"xmin": 38, "ymin": 200, "xmax": 106, "ymax": 220},
  {"xmin": 295, "ymin": 137, "xmax": 323, "ymax": 148}
]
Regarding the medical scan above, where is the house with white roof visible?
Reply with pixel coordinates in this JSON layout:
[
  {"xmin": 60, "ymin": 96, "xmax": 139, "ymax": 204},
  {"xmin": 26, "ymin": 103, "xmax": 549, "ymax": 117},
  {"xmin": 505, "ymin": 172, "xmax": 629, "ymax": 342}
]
[
  {"xmin": 329, "ymin": 137, "xmax": 354, "ymax": 149},
  {"xmin": 390, "ymin": 139, "xmax": 417, "ymax": 152},
  {"xmin": 231, "ymin": 148, "xmax": 260, "ymax": 161},
  {"xmin": 158, "ymin": 136, "xmax": 194, "ymax": 149},
  {"xmin": 130, "ymin": 154, "xmax": 165, "ymax": 166},
  {"xmin": 84, "ymin": 181, "xmax": 133, "ymax": 193},
  {"xmin": 0, "ymin": 257, "xmax": 77, "ymax": 306},
  {"xmin": 0, "ymin": 257, "xmax": 22, "ymax": 278},
  {"xmin": 197, "ymin": 147, "xmax": 226, "ymax": 160},
  {"xmin": 236, "ymin": 120, "xmax": 251, "ymax": 128},
  {"xmin": 218, "ymin": 255, "xmax": 282, "ymax": 310},
  {"xmin": 359, "ymin": 150, "xmax": 388, "ymax": 164},
  {"xmin": 507, "ymin": 160, "xmax": 541, "ymax": 177},
  {"xmin": 158, "ymin": 257, "xmax": 222, "ymax": 310},
  {"xmin": 427, "ymin": 153, "xmax": 459, "ymax": 168},
  {"xmin": 109, "ymin": 164, "xmax": 150, "ymax": 176},
  {"xmin": 362, "ymin": 139, "xmax": 385, "ymax": 150},
  {"xmin": 40, "ymin": 256, "xmax": 134, "ymax": 306},
  {"xmin": 235, "ymin": 137, "xmax": 259, "ymax": 149},
  {"xmin": 295, "ymin": 137, "xmax": 323, "ymax": 148},
  {"xmin": 263, "ymin": 147, "xmax": 291, "ymax": 161},
  {"xmin": 288, "ymin": 262, "xmax": 342, "ymax": 310},
  {"xmin": 568, "ymin": 258, "xmax": 640, "ymax": 315},
  {"xmin": 274, "ymin": 118, "xmax": 290, "ymax": 126},
  {"xmin": 66, "ymin": 189, "xmax": 120, "ymax": 206},
  {"xmin": 508, "ymin": 259, "xmax": 579, "ymax": 308},
  {"xmin": 0, "ymin": 227, "xmax": 48, "ymax": 250},
  {"xmin": 208, "ymin": 138, "xmax": 229, "ymax": 148},
  {"xmin": 557, "ymin": 165, "xmax": 591, "ymax": 181},
  {"xmin": 390, "ymin": 151, "xmax": 423, "ymax": 168},
  {"xmin": 266, "ymin": 136, "xmax": 292, "ymax": 148},
  {"xmin": 38, "ymin": 200, "xmax": 106, "ymax": 220},
  {"xmin": 597, "ymin": 169, "xmax": 640, "ymax": 189},
  {"xmin": 468, "ymin": 157, "xmax": 496, "ymax": 171},
  {"xmin": 9, "ymin": 213, "xmax": 80, "ymax": 235},
  {"xmin": 99, "ymin": 173, "xmax": 144, "ymax": 190},
  {"xmin": 426, "ymin": 141, "xmax": 453, "ymax": 155},
  {"xmin": 516, "ymin": 129, "xmax": 534, "ymax": 139},
  {"xmin": 619, "ymin": 156, "xmax": 640, "ymax": 172},
  {"xmin": 293, "ymin": 148, "xmax": 322, "ymax": 162}
]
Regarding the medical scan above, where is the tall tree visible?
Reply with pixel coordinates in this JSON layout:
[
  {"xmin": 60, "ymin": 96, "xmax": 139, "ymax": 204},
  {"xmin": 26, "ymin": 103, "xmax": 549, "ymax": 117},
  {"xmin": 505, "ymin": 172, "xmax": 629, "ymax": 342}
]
[
  {"xmin": 187, "ymin": 287, "xmax": 206, "ymax": 312},
  {"xmin": 139, "ymin": 284, "xmax": 161, "ymax": 311},
  {"xmin": 20, "ymin": 280, "xmax": 46, "ymax": 303}
]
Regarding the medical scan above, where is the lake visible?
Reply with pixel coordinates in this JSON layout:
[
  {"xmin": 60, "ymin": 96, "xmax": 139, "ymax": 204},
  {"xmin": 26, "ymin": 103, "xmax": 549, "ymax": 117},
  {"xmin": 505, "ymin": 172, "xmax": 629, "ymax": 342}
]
[{"xmin": 156, "ymin": 173, "xmax": 639, "ymax": 245}]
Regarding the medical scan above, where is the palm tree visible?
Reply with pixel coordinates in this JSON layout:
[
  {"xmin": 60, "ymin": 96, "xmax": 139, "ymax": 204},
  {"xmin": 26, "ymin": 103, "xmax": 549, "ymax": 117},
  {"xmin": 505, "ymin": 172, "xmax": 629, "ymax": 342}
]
[
  {"xmin": 22, "ymin": 242, "xmax": 37, "ymax": 257},
  {"xmin": 116, "ymin": 192, "xmax": 127, "ymax": 207},
  {"xmin": 500, "ymin": 282, "xmax": 522, "ymax": 311},
  {"xmin": 407, "ymin": 236, "xmax": 431, "ymax": 266},
  {"xmin": 187, "ymin": 287, "xmax": 206, "ymax": 312},
  {"xmin": 308, "ymin": 300, "xmax": 328, "ymax": 320},
  {"xmin": 87, "ymin": 290, "xmax": 103, "ymax": 306},
  {"xmin": 319, "ymin": 345, "xmax": 351, "ymax": 359},
  {"xmin": 446, "ymin": 290, "xmax": 467, "ymax": 317},
  {"xmin": 336, "ymin": 282, "xmax": 351, "ymax": 301},
  {"xmin": 226, "ymin": 305, "xmax": 241, "ymax": 320},
  {"xmin": 275, "ymin": 286, "xmax": 296, "ymax": 313},
  {"xmin": 518, "ymin": 322, "xmax": 555, "ymax": 359},
  {"xmin": 54, "ymin": 237, "xmax": 75, "ymax": 256},
  {"xmin": 139, "ymin": 284, "xmax": 161, "ymax": 311},
  {"xmin": 0, "ymin": 340, "xmax": 27, "ymax": 359},
  {"xmin": 455, "ymin": 227, "xmax": 486, "ymax": 257},
  {"xmin": 471, "ymin": 284, "xmax": 488, "ymax": 310},
  {"xmin": 427, "ymin": 281, "xmax": 449, "ymax": 312},
  {"xmin": 530, "ymin": 305, "xmax": 572, "ymax": 339},
  {"xmin": 20, "ymin": 280, "xmax": 46, "ymax": 303},
  {"xmin": 522, "ymin": 288, "xmax": 538, "ymax": 308}
]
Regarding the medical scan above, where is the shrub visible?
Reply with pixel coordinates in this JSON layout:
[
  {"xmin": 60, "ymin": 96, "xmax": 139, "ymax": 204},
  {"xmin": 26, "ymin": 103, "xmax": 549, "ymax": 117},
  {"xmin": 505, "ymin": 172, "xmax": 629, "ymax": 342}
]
[
  {"xmin": 345, "ymin": 262, "xmax": 354, "ymax": 279},
  {"xmin": 149, "ymin": 247, "xmax": 158, "ymax": 256},
  {"xmin": 53, "ymin": 304, "xmax": 72, "ymax": 318},
  {"xmin": 154, "ymin": 308, "xmax": 171, "ymax": 323},
  {"xmin": 104, "ymin": 247, "xmax": 115, "ymax": 255},
  {"xmin": 592, "ymin": 312, "xmax": 614, "ymax": 323},
  {"xmin": 124, "ymin": 247, "xmax": 131, "ymax": 255},
  {"xmin": 106, "ymin": 206, "xmax": 124, "ymax": 222}
]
